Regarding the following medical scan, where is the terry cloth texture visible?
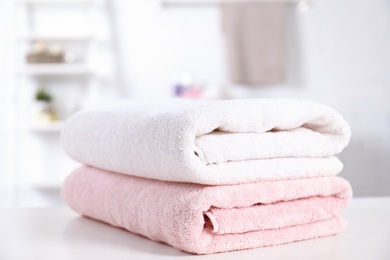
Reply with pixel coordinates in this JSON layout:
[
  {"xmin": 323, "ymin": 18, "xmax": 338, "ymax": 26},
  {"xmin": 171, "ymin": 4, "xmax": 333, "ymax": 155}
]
[
  {"xmin": 61, "ymin": 98, "xmax": 351, "ymax": 185},
  {"xmin": 62, "ymin": 166, "xmax": 352, "ymax": 255}
]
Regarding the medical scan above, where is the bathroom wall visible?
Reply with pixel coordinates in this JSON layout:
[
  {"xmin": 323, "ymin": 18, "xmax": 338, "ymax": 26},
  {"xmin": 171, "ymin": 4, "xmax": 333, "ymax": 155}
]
[
  {"xmin": 113, "ymin": 0, "xmax": 390, "ymax": 196},
  {"xmin": 1, "ymin": 0, "xmax": 389, "ymax": 197},
  {"xmin": 295, "ymin": 0, "xmax": 390, "ymax": 196},
  {"xmin": 0, "ymin": 0, "xmax": 14, "ymax": 190},
  {"xmin": 226, "ymin": 0, "xmax": 390, "ymax": 196},
  {"xmin": 113, "ymin": 0, "xmax": 225, "ymax": 97}
]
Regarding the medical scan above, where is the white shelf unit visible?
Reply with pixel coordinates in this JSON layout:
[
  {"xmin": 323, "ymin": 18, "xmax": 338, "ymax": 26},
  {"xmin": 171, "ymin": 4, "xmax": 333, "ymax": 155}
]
[
  {"xmin": 16, "ymin": 33, "xmax": 94, "ymax": 42},
  {"xmin": 9, "ymin": 0, "xmax": 105, "ymax": 204},
  {"xmin": 17, "ymin": 0, "xmax": 94, "ymax": 6},
  {"xmin": 30, "ymin": 120, "xmax": 65, "ymax": 132},
  {"xmin": 19, "ymin": 64, "xmax": 92, "ymax": 76},
  {"xmin": 15, "ymin": 0, "xmax": 97, "ymax": 129}
]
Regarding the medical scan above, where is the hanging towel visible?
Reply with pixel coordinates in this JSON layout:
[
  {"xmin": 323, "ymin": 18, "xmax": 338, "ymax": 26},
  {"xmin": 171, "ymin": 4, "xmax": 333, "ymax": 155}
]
[
  {"xmin": 62, "ymin": 166, "xmax": 353, "ymax": 255},
  {"xmin": 61, "ymin": 98, "xmax": 351, "ymax": 185},
  {"xmin": 221, "ymin": 2, "xmax": 287, "ymax": 85}
]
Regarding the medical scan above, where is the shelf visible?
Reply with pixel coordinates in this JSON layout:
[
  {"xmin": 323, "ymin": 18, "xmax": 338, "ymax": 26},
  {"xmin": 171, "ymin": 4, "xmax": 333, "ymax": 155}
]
[
  {"xmin": 17, "ymin": 181, "xmax": 63, "ymax": 189},
  {"xmin": 16, "ymin": 33, "xmax": 94, "ymax": 42},
  {"xmin": 17, "ymin": 0, "xmax": 94, "ymax": 5},
  {"xmin": 18, "ymin": 64, "xmax": 92, "ymax": 76},
  {"xmin": 30, "ymin": 121, "xmax": 64, "ymax": 132}
]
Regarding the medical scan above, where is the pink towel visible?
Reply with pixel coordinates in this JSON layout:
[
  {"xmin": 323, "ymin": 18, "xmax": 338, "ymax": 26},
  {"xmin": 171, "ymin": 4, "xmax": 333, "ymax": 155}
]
[{"xmin": 62, "ymin": 166, "xmax": 352, "ymax": 255}]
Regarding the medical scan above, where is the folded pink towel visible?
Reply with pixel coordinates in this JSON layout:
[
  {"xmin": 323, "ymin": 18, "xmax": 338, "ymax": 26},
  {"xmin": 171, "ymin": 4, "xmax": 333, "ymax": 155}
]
[{"xmin": 62, "ymin": 166, "xmax": 352, "ymax": 254}]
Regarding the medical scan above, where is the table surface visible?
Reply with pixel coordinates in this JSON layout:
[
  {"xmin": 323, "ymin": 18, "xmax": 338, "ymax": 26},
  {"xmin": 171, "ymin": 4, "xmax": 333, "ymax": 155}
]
[{"xmin": 1, "ymin": 197, "xmax": 390, "ymax": 260}]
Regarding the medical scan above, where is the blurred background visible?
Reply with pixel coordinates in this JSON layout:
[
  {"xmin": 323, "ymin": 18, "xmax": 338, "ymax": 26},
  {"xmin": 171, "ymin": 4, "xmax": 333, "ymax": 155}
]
[{"xmin": 0, "ymin": 0, "xmax": 389, "ymax": 207}]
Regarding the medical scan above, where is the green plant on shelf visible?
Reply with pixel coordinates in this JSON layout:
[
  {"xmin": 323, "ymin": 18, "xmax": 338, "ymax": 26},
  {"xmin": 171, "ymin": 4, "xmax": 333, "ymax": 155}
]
[
  {"xmin": 35, "ymin": 88, "xmax": 53, "ymax": 103},
  {"xmin": 34, "ymin": 88, "xmax": 58, "ymax": 122}
]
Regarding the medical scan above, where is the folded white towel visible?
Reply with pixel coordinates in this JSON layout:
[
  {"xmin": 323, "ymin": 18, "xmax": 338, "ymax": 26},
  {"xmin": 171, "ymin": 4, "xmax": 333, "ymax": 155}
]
[{"xmin": 61, "ymin": 98, "xmax": 351, "ymax": 185}]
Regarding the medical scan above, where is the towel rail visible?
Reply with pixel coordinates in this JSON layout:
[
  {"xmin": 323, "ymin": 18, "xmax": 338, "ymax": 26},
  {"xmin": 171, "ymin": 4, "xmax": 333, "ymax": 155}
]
[
  {"xmin": 162, "ymin": 0, "xmax": 302, "ymax": 7},
  {"xmin": 162, "ymin": 0, "xmax": 310, "ymax": 13}
]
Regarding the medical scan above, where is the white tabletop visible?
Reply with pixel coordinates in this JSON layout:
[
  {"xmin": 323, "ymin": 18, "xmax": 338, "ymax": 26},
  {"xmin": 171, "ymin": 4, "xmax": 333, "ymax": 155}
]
[{"xmin": 1, "ymin": 197, "xmax": 390, "ymax": 260}]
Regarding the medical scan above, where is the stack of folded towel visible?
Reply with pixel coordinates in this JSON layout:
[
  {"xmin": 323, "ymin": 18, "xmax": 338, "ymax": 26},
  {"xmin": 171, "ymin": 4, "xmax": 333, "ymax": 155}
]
[{"xmin": 61, "ymin": 98, "xmax": 352, "ymax": 255}]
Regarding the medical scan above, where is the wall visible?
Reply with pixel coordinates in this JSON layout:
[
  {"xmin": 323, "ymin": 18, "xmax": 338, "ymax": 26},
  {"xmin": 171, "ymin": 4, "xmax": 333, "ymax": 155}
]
[
  {"xmin": 295, "ymin": 0, "xmax": 390, "ymax": 196},
  {"xmin": 114, "ymin": 0, "xmax": 390, "ymax": 196},
  {"xmin": 227, "ymin": 0, "xmax": 390, "ymax": 196},
  {"xmin": 0, "ymin": 0, "xmax": 14, "ymax": 191},
  {"xmin": 1, "ymin": 0, "xmax": 389, "ymax": 197},
  {"xmin": 113, "ymin": 0, "xmax": 225, "ymax": 97}
]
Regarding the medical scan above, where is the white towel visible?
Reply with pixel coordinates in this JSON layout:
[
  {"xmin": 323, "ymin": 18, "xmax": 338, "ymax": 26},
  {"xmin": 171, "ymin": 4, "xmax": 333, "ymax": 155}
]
[{"xmin": 61, "ymin": 98, "xmax": 351, "ymax": 185}]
